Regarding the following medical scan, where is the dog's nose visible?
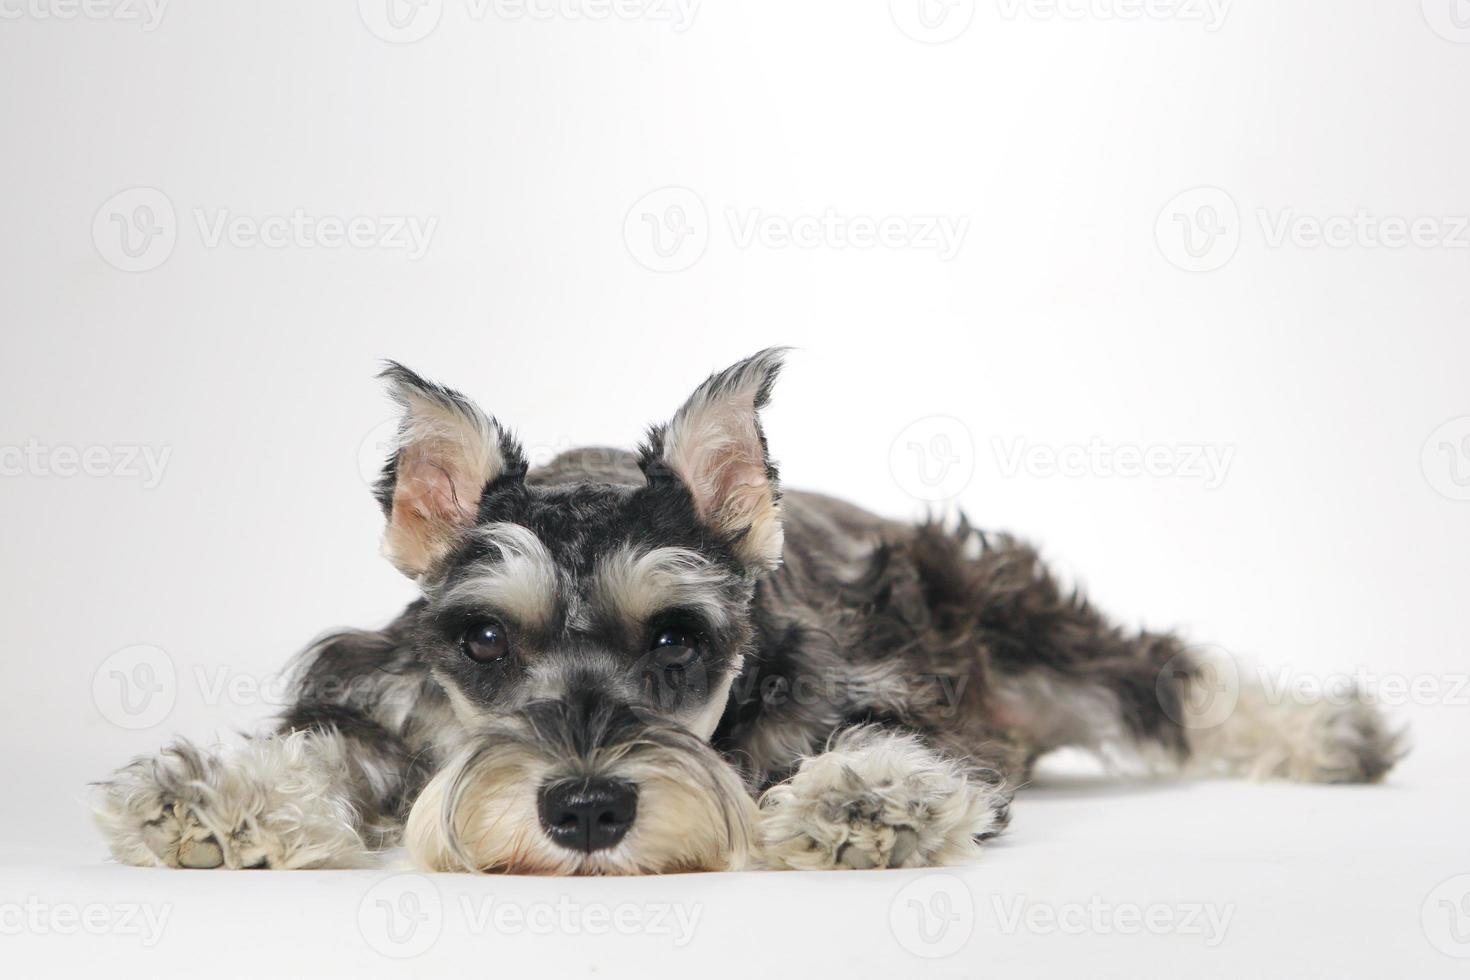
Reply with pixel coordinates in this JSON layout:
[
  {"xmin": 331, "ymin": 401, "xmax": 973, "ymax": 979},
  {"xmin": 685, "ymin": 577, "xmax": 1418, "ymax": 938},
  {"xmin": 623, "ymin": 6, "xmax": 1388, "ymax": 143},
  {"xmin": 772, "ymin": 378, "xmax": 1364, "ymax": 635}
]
[{"xmin": 537, "ymin": 778, "xmax": 638, "ymax": 853}]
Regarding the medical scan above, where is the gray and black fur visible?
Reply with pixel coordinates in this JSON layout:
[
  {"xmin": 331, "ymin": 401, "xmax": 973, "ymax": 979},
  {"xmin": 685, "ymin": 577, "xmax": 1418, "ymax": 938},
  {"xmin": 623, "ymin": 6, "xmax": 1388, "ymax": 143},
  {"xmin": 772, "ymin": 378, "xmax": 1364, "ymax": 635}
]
[{"xmin": 94, "ymin": 350, "xmax": 1405, "ymax": 874}]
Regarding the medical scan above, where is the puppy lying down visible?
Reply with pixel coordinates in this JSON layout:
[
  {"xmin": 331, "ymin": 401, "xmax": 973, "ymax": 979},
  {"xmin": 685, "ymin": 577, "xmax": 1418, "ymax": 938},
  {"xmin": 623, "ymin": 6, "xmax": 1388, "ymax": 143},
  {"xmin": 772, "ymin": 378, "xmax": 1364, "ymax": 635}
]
[{"xmin": 95, "ymin": 350, "xmax": 1402, "ymax": 873}]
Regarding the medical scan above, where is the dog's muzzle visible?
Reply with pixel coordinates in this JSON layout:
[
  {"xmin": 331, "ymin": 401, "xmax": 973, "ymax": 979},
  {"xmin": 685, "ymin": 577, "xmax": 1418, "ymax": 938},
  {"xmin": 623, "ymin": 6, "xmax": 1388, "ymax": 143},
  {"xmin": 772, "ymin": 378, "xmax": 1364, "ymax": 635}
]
[{"xmin": 404, "ymin": 688, "xmax": 757, "ymax": 874}]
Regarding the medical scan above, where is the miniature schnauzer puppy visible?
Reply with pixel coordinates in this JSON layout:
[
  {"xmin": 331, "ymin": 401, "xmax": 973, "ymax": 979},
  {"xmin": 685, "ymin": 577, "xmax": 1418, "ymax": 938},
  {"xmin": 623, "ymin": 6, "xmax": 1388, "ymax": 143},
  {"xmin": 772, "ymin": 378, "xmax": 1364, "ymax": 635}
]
[{"xmin": 94, "ymin": 350, "xmax": 1404, "ymax": 873}]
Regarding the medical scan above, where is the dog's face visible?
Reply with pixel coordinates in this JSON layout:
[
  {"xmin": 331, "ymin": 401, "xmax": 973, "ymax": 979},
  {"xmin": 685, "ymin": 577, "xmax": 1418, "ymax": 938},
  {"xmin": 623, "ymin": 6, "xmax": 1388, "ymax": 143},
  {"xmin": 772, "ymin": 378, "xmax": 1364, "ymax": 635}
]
[{"xmin": 377, "ymin": 351, "xmax": 786, "ymax": 874}]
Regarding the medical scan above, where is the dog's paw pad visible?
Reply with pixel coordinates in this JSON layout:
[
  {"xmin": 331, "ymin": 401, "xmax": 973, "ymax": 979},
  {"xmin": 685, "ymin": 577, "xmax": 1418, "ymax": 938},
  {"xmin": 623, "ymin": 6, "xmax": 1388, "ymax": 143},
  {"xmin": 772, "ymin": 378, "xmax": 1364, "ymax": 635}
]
[
  {"xmin": 176, "ymin": 836, "xmax": 224, "ymax": 869},
  {"xmin": 835, "ymin": 826, "xmax": 920, "ymax": 870}
]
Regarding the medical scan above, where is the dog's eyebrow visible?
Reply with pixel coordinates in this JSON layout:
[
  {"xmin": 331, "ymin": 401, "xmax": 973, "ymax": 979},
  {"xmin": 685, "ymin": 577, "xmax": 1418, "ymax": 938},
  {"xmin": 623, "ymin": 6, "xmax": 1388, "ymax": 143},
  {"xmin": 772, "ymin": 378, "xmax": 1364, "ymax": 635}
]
[
  {"xmin": 593, "ymin": 545, "xmax": 734, "ymax": 629},
  {"xmin": 436, "ymin": 523, "xmax": 559, "ymax": 630}
]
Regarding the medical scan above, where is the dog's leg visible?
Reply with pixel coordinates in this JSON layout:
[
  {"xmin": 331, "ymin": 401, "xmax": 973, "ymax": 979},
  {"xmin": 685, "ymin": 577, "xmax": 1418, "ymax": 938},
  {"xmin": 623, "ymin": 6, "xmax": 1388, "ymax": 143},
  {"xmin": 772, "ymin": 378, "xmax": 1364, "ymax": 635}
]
[
  {"xmin": 975, "ymin": 539, "xmax": 1405, "ymax": 783},
  {"xmin": 92, "ymin": 726, "xmax": 408, "ymax": 869},
  {"xmin": 755, "ymin": 727, "xmax": 1013, "ymax": 871},
  {"xmin": 94, "ymin": 627, "xmax": 447, "ymax": 868}
]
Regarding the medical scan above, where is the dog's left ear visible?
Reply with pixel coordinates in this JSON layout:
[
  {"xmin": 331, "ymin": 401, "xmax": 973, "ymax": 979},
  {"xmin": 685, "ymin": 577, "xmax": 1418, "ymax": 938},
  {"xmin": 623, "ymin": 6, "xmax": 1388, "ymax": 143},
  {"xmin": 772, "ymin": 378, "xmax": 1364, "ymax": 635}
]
[
  {"xmin": 373, "ymin": 363, "xmax": 526, "ymax": 579},
  {"xmin": 640, "ymin": 348, "xmax": 787, "ymax": 572}
]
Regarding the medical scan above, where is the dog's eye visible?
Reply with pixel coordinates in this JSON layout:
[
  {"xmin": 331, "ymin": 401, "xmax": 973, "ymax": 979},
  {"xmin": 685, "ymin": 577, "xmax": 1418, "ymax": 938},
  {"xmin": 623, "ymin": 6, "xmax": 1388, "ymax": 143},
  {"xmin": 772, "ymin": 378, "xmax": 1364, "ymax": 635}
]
[
  {"xmin": 649, "ymin": 629, "xmax": 699, "ymax": 670},
  {"xmin": 461, "ymin": 620, "xmax": 511, "ymax": 664}
]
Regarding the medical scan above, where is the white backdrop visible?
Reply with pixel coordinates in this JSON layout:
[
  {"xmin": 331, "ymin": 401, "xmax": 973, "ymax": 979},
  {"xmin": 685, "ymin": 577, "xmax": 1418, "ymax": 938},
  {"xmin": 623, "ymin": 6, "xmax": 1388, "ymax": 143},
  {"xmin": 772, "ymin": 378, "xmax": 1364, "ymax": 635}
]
[{"xmin": 2, "ymin": 3, "xmax": 1468, "ymax": 978}]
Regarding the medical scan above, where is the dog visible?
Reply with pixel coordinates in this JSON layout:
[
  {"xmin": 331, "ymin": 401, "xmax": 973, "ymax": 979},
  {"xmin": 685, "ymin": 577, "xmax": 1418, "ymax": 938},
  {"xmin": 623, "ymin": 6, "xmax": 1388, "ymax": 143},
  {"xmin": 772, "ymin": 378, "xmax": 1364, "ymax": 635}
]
[{"xmin": 94, "ymin": 349, "xmax": 1404, "ymax": 873}]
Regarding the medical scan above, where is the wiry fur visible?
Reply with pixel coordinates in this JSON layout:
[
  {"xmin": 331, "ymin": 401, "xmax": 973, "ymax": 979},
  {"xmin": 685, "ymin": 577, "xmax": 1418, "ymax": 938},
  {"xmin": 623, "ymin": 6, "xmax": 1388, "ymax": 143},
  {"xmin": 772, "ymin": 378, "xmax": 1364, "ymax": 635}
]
[
  {"xmin": 93, "ymin": 732, "xmax": 372, "ymax": 869},
  {"xmin": 757, "ymin": 727, "xmax": 1009, "ymax": 870},
  {"xmin": 93, "ymin": 350, "xmax": 1407, "ymax": 875},
  {"xmin": 405, "ymin": 694, "xmax": 756, "ymax": 875}
]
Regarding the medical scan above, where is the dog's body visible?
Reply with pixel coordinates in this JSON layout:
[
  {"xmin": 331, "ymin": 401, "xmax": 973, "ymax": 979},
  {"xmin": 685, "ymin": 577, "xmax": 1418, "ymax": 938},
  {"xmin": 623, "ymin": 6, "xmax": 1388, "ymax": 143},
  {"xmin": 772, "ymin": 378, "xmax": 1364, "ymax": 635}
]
[{"xmin": 95, "ymin": 351, "xmax": 1403, "ymax": 873}]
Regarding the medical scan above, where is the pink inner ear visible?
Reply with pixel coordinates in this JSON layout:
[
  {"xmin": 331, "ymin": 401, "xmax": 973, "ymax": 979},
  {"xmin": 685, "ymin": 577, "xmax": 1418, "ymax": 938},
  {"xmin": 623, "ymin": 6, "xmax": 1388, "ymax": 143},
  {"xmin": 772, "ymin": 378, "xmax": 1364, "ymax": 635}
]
[
  {"xmin": 668, "ymin": 398, "xmax": 763, "ymax": 520},
  {"xmin": 665, "ymin": 399, "xmax": 783, "ymax": 569},
  {"xmin": 706, "ymin": 424, "xmax": 768, "ymax": 520},
  {"xmin": 395, "ymin": 444, "xmax": 479, "ymax": 526}
]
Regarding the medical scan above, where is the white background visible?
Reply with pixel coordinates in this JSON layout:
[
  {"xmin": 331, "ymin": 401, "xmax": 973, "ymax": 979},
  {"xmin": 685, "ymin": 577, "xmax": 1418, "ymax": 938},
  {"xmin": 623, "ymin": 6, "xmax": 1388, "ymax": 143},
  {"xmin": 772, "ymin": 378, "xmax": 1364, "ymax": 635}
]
[{"xmin": 2, "ymin": 1, "xmax": 1468, "ymax": 977}]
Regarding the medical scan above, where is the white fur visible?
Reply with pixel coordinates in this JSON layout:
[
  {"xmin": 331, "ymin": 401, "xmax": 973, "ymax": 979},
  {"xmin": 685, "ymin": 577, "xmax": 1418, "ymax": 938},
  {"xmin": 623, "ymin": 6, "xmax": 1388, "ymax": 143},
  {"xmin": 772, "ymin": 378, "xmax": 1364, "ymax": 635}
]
[
  {"xmin": 406, "ymin": 733, "xmax": 756, "ymax": 876},
  {"xmin": 593, "ymin": 545, "xmax": 736, "ymax": 630},
  {"xmin": 1182, "ymin": 670, "xmax": 1405, "ymax": 783},
  {"xmin": 757, "ymin": 728, "xmax": 1009, "ymax": 871},
  {"xmin": 93, "ymin": 732, "xmax": 372, "ymax": 870},
  {"xmin": 438, "ymin": 523, "xmax": 560, "ymax": 629}
]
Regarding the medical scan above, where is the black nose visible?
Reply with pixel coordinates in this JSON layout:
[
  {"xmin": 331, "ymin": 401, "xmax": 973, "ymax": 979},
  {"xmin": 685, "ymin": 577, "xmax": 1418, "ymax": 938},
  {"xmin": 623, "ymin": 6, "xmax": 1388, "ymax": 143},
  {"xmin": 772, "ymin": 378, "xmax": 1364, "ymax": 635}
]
[{"xmin": 537, "ymin": 778, "xmax": 638, "ymax": 853}]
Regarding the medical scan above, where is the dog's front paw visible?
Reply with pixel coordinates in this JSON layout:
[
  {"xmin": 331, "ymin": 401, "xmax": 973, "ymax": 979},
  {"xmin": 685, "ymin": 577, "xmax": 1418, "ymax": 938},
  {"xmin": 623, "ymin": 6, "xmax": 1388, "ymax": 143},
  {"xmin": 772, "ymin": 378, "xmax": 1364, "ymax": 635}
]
[
  {"xmin": 756, "ymin": 729, "xmax": 1011, "ymax": 871},
  {"xmin": 93, "ymin": 736, "xmax": 369, "ymax": 869}
]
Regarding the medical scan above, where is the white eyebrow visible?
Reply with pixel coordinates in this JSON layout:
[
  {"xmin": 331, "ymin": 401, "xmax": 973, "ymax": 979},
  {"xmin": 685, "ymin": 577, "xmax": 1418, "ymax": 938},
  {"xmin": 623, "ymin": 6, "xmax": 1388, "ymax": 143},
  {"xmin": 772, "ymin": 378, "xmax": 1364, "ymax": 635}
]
[
  {"xmin": 593, "ymin": 544, "xmax": 735, "ymax": 629},
  {"xmin": 437, "ymin": 523, "xmax": 559, "ymax": 629}
]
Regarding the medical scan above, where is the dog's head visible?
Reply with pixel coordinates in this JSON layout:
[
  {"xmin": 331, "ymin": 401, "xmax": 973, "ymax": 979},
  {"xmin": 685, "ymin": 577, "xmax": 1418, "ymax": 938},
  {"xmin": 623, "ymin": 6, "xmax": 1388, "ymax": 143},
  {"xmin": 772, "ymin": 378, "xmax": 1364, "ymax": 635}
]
[{"xmin": 378, "ymin": 350, "xmax": 787, "ymax": 874}]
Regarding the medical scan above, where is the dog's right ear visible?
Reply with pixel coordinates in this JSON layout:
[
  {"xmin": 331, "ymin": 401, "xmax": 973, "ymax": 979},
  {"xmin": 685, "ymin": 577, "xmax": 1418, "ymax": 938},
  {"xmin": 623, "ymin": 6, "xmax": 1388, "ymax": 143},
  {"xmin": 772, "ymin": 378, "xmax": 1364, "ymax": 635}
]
[{"xmin": 373, "ymin": 363, "xmax": 525, "ymax": 579}]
